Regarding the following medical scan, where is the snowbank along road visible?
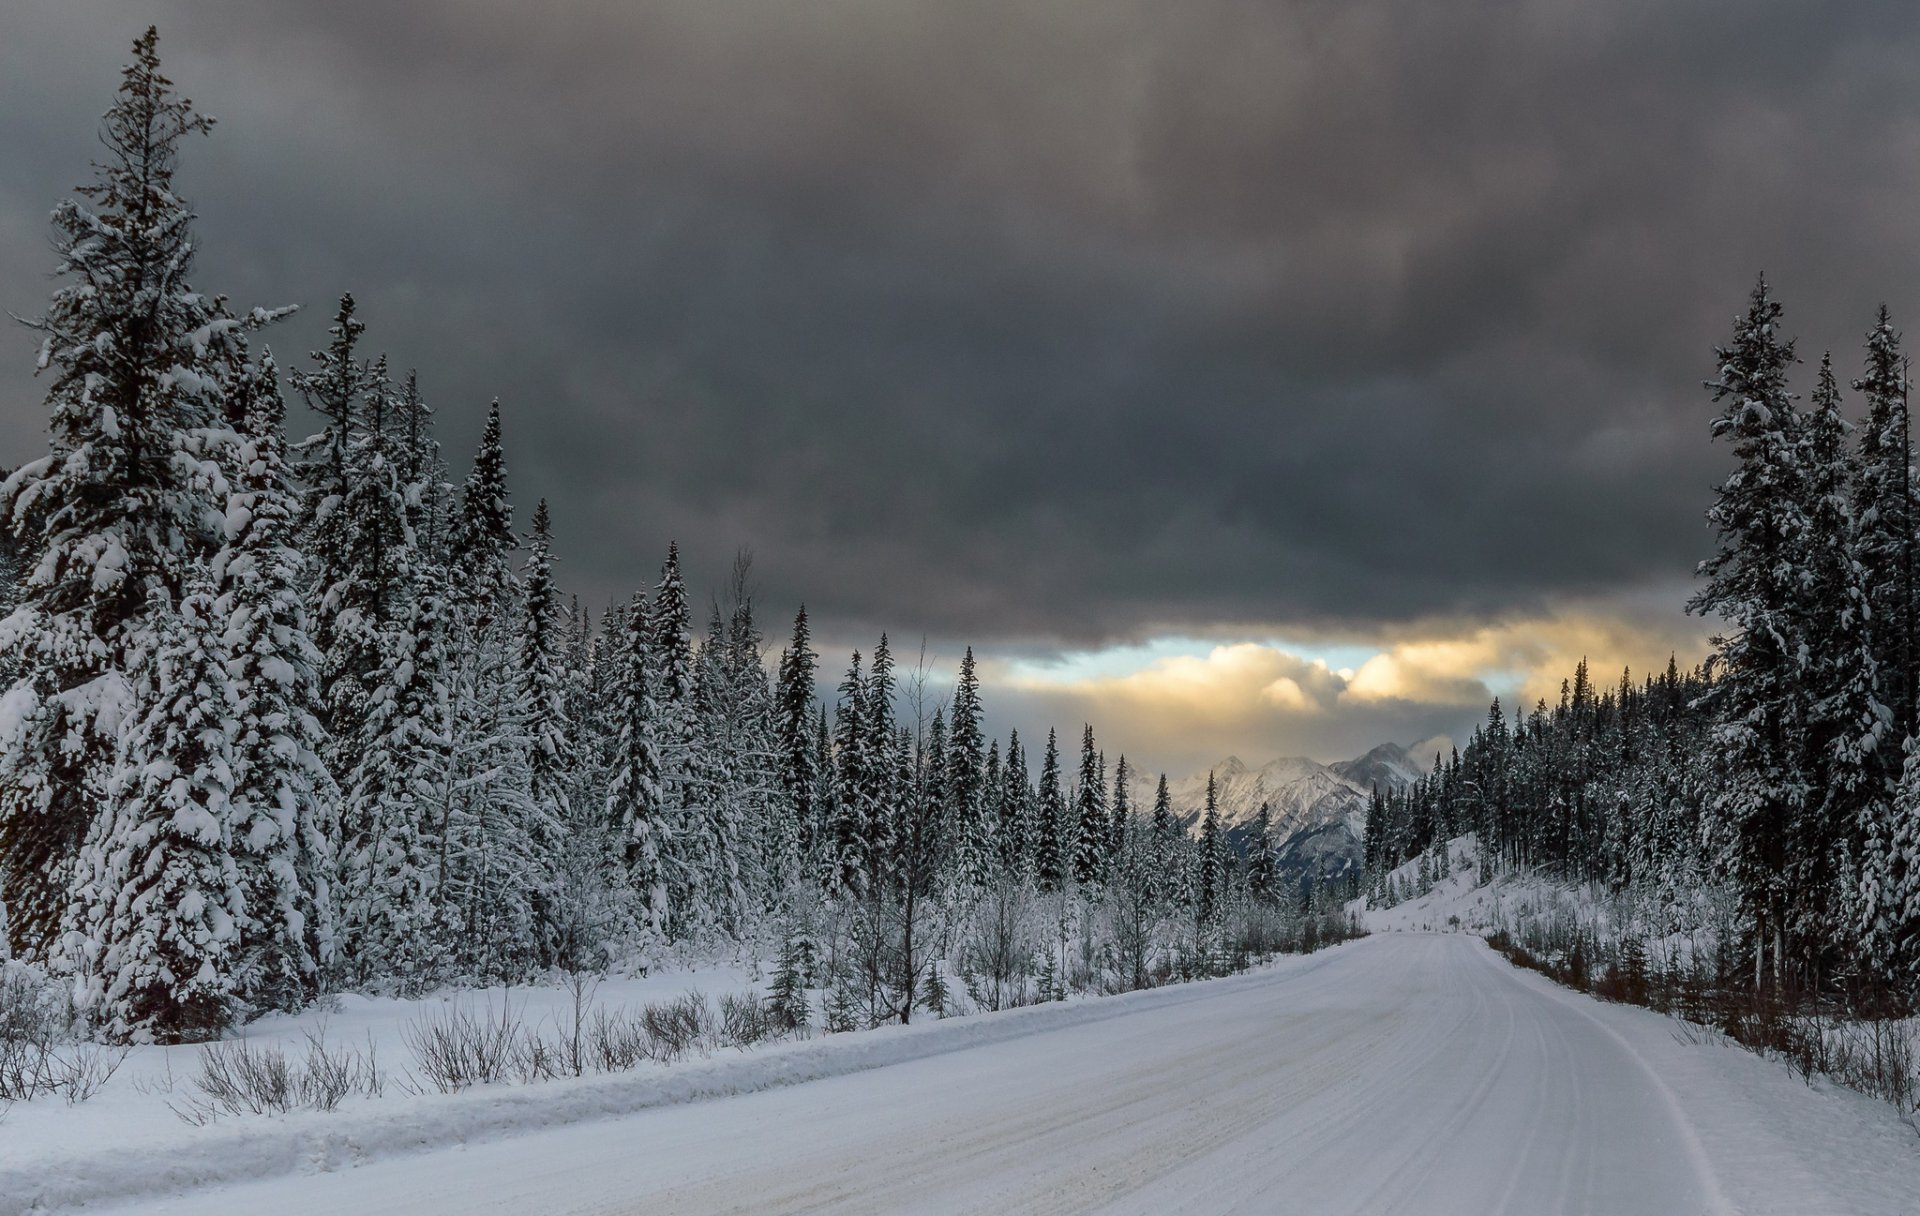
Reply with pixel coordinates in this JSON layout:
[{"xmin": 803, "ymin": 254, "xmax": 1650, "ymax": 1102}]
[{"xmin": 106, "ymin": 933, "xmax": 1920, "ymax": 1216}]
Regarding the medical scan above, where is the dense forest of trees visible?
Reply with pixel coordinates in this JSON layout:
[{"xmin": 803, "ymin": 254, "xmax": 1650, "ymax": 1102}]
[
  {"xmin": 1365, "ymin": 279, "xmax": 1920, "ymax": 1005},
  {"xmin": 0, "ymin": 32, "xmax": 1347, "ymax": 1044}
]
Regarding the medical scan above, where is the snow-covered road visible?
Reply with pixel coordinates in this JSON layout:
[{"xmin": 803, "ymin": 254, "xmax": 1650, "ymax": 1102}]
[{"xmin": 106, "ymin": 934, "xmax": 1920, "ymax": 1216}]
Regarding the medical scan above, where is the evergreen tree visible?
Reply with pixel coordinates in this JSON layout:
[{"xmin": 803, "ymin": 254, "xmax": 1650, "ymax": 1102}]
[
  {"xmin": 1688, "ymin": 276, "xmax": 1811, "ymax": 989},
  {"xmin": 946, "ymin": 648, "xmax": 991, "ymax": 890},
  {"xmin": 1196, "ymin": 774, "xmax": 1224, "ymax": 930},
  {"xmin": 686, "ymin": 606, "xmax": 747, "ymax": 937},
  {"xmin": 1796, "ymin": 355, "xmax": 1888, "ymax": 957},
  {"xmin": 519, "ymin": 499, "xmax": 572, "ymax": 958},
  {"xmin": 1034, "ymin": 729, "xmax": 1067, "ymax": 890},
  {"xmin": 217, "ymin": 353, "xmax": 334, "ymax": 1010},
  {"xmin": 646, "ymin": 544, "xmax": 700, "ymax": 938},
  {"xmin": 1109, "ymin": 755, "xmax": 1133, "ymax": 859},
  {"xmin": 858, "ymin": 635, "xmax": 899, "ymax": 896},
  {"xmin": 775, "ymin": 607, "xmax": 821, "ymax": 872},
  {"xmin": 337, "ymin": 550, "xmax": 454, "ymax": 988},
  {"xmin": 1247, "ymin": 802, "xmax": 1279, "ymax": 906},
  {"xmin": 828, "ymin": 650, "xmax": 869, "ymax": 894},
  {"xmin": 81, "ymin": 572, "xmax": 245, "ymax": 1041},
  {"xmin": 606, "ymin": 594, "xmax": 667, "ymax": 946},
  {"xmin": 0, "ymin": 29, "xmax": 271, "ymax": 964},
  {"xmin": 722, "ymin": 576, "xmax": 783, "ymax": 906},
  {"xmin": 1851, "ymin": 307, "xmax": 1916, "ymax": 742},
  {"xmin": 1870, "ymin": 744, "xmax": 1920, "ymax": 988},
  {"xmin": 1072, "ymin": 725, "xmax": 1108, "ymax": 885},
  {"xmin": 999, "ymin": 730, "xmax": 1033, "ymax": 877},
  {"xmin": 451, "ymin": 400, "xmax": 514, "ymax": 620},
  {"xmin": 292, "ymin": 297, "xmax": 378, "ymax": 776}
]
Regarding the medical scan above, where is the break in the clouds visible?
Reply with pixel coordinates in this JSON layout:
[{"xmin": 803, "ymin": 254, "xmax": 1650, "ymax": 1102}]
[
  {"xmin": 2, "ymin": 1, "xmax": 1913, "ymax": 767},
  {"xmin": 982, "ymin": 601, "xmax": 1711, "ymax": 775}
]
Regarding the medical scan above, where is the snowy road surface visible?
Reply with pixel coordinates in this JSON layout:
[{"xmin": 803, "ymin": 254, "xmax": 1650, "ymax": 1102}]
[{"xmin": 107, "ymin": 934, "xmax": 1920, "ymax": 1216}]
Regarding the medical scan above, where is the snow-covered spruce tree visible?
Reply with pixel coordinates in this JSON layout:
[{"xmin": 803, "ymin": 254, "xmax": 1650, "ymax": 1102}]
[
  {"xmin": 1247, "ymin": 802, "xmax": 1279, "ymax": 907},
  {"xmin": 1109, "ymin": 755, "xmax": 1133, "ymax": 862},
  {"xmin": 1149, "ymin": 773, "xmax": 1183, "ymax": 907},
  {"xmin": 998, "ymin": 730, "xmax": 1033, "ymax": 877},
  {"xmin": 1794, "ymin": 355, "xmax": 1889, "ymax": 961},
  {"xmin": 331, "ymin": 378, "xmax": 455, "ymax": 989},
  {"xmin": 1872, "ymin": 743, "xmax": 1920, "ymax": 992},
  {"xmin": 216, "ymin": 352, "xmax": 335, "ymax": 1011},
  {"xmin": 1196, "ymin": 774, "xmax": 1224, "ymax": 939},
  {"xmin": 606, "ymin": 594, "xmax": 668, "ymax": 951},
  {"xmin": 1072, "ymin": 725, "xmax": 1108, "ymax": 886},
  {"xmin": 1033, "ymin": 729, "xmax": 1067, "ymax": 892},
  {"xmin": 292, "ymin": 296, "xmax": 382, "ymax": 786},
  {"xmin": 686, "ymin": 605, "xmax": 748, "ymax": 939},
  {"xmin": 451, "ymin": 400, "xmax": 514, "ymax": 621},
  {"xmin": 428, "ymin": 400, "xmax": 542, "ymax": 979},
  {"xmin": 340, "ymin": 550, "xmax": 458, "ymax": 989},
  {"xmin": 857, "ymin": 635, "xmax": 900, "ymax": 897},
  {"xmin": 890, "ymin": 705, "xmax": 950, "ymax": 1023},
  {"xmin": 1687, "ymin": 276, "xmax": 1812, "ymax": 991},
  {"xmin": 393, "ymin": 371, "xmax": 449, "ymax": 560},
  {"xmin": 946, "ymin": 648, "xmax": 991, "ymax": 892},
  {"xmin": 713, "ymin": 564, "xmax": 782, "ymax": 911},
  {"xmin": 550, "ymin": 603, "xmax": 622, "ymax": 973},
  {"xmin": 775, "ymin": 607, "xmax": 822, "ymax": 878},
  {"xmin": 827, "ymin": 649, "xmax": 869, "ymax": 894},
  {"xmin": 81, "ymin": 568, "xmax": 243, "ymax": 1042},
  {"xmin": 1850, "ymin": 307, "xmax": 1916, "ymax": 744},
  {"xmin": 1105, "ymin": 805, "xmax": 1163, "ymax": 991},
  {"xmin": 808, "ymin": 704, "xmax": 835, "ymax": 882},
  {"xmin": 1848, "ymin": 312, "xmax": 1920, "ymax": 988},
  {"xmin": 519, "ymin": 499, "xmax": 572, "ymax": 959},
  {"xmin": 433, "ymin": 580, "xmax": 539, "ymax": 983},
  {"xmin": 646, "ymin": 544, "xmax": 702, "ymax": 940},
  {"xmin": 978, "ymin": 737, "xmax": 1004, "ymax": 880},
  {"xmin": 0, "ymin": 29, "xmax": 273, "ymax": 966}
]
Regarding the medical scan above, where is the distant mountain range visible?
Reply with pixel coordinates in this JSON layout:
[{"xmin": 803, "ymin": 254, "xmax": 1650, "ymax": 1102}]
[{"xmin": 1147, "ymin": 738, "xmax": 1451, "ymax": 888}]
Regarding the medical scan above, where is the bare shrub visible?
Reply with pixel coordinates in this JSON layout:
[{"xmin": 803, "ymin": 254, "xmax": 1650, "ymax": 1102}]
[
  {"xmin": 718, "ymin": 992, "xmax": 775, "ymax": 1049},
  {"xmin": 552, "ymin": 970, "xmax": 598, "ymax": 1078},
  {"xmin": 299, "ymin": 1028, "xmax": 363, "ymax": 1111},
  {"xmin": 588, "ymin": 1007, "xmax": 650, "ymax": 1072},
  {"xmin": 361, "ymin": 1032, "xmax": 386, "ymax": 1099},
  {"xmin": 0, "ymin": 965, "xmax": 124, "ymax": 1106},
  {"xmin": 58, "ymin": 1042, "xmax": 128, "ymax": 1105},
  {"xmin": 515, "ymin": 1034, "xmax": 562, "ymax": 1084},
  {"xmin": 182, "ymin": 1041, "xmax": 298, "ymax": 1118},
  {"xmin": 641, "ymin": 992, "xmax": 713, "ymax": 1062},
  {"xmin": 402, "ymin": 999, "xmax": 527, "ymax": 1093}
]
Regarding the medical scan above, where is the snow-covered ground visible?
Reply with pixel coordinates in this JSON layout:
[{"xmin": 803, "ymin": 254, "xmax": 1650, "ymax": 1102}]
[
  {"xmin": 38, "ymin": 934, "xmax": 1920, "ymax": 1216},
  {"xmin": 1358, "ymin": 834, "xmax": 1552, "ymax": 936},
  {"xmin": 0, "ymin": 963, "xmax": 765, "ymax": 1213}
]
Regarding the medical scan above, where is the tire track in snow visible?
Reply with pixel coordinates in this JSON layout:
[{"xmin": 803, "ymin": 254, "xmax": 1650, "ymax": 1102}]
[{"xmin": 1466, "ymin": 940, "xmax": 1735, "ymax": 1216}]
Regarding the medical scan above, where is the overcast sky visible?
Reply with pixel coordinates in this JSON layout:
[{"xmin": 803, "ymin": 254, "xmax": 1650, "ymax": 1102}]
[{"xmin": 6, "ymin": 2, "xmax": 1919, "ymax": 774}]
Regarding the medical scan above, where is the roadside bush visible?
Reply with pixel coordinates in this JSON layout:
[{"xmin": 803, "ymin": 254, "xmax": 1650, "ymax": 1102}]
[
  {"xmin": 588, "ymin": 1006, "xmax": 651, "ymax": 1072},
  {"xmin": 641, "ymin": 992, "xmax": 714, "ymax": 1062},
  {"xmin": 718, "ymin": 991, "xmax": 776, "ymax": 1048},
  {"xmin": 402, "ymin": 1000, "xmax": 527, "ymax": 1093},
  {"xmin": 0, "ymin": 963, "xmax": 125, "ymax": 1106},
  {"xmin": 174, "ymin": 1029, "xmax": 381, "ymax": 1122}
]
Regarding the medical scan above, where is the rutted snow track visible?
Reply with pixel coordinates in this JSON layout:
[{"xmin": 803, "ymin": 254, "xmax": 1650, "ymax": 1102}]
[{"xmin": 104, "ymin": 935, "xmax": 1920, "ymax": 1216}]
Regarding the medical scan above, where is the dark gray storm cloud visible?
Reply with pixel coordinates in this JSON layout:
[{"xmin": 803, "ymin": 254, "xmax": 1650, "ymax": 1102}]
[{"xmin": 6, "ymin": 0, "xmax": 1920, "ymax": 660}]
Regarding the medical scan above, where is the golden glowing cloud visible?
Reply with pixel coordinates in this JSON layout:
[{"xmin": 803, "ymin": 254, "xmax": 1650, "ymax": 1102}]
[{"xmin": 980, "ymin": 606, "xmax": 1709, "ymax": 774}]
